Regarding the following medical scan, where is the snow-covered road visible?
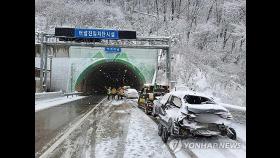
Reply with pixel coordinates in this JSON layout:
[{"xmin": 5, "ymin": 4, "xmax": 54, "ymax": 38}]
[
  {"xmin": 38, "ymin": 98, "xmax": 246, "ymax": 158},
  {"xmin": 40, "ymin": 99, "xmax": 174, "ymax": 158}
]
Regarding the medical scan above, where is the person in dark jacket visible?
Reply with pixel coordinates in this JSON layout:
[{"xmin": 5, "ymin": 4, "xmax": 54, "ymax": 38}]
[{"xmin": 106, "ymin": 86, "xmax": 111, "ymax": 100}]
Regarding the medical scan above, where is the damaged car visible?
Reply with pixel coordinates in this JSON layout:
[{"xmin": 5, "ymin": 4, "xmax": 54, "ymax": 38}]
[{"xmin": 153, "ymin": 90, "xmax": 236, "ymax": 143}]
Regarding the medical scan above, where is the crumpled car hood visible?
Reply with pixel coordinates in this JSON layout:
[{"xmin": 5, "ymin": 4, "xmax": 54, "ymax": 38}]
[{"xmin": 187, "ymin": 103, "xmax": 228, "ymax": 114}]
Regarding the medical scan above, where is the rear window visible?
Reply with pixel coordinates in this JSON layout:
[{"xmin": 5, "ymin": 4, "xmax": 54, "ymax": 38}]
[{"xmin": 184, "ymin": 95, "xmax": 214, "ymax": 104}]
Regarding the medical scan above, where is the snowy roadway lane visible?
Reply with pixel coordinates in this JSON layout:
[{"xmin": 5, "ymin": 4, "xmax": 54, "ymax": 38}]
[
  {"xmin": 35, "ymin": 95, "xmax": 105, "ymax": 157},
  {"xmin": 39, "ymin": 99, "xmax": 174, "ymax": 158},
  {"xmin": 38, "ymin": 98, "xmax": 245, "ymax": 158}
]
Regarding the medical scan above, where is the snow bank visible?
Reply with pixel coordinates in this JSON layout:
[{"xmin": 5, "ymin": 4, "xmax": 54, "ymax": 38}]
[
  {"xmin": 35, "ymin": 91, "xmax": 63, "ymax": 100},
  {"xmin": 35, "ymin": 96, "xmax": 86, "ymax": 112}
]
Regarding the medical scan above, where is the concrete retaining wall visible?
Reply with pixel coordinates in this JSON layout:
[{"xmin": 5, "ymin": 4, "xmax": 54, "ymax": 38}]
[
  {"xmin": 35, "ymin": 57, "xmax": 71, "ymax": 92},
  {"xmin": 35, "ymin": 91, "xmax": 64, "ymax": 101}
]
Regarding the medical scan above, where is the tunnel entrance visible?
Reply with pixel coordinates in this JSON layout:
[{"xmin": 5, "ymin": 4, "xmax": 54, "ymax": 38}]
[{"xmin": 75, "ymin": 60, "xmax": 145, "ymax": 94}]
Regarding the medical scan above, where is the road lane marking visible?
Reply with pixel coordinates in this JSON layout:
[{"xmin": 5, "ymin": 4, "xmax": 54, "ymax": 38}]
[{"xmin": 39, "ymin": 97, "xmax": 107, "ymax": 158}]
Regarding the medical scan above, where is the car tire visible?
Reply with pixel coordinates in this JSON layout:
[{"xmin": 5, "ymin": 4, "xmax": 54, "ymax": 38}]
[
  {"xmin": 145, "ymin": 107, "xmax": 149, "ymax": 115},
  {"xmin": 161, "ymin": 127, "xmax": 169, "ymax": 143},
  {"xmin": 158, "ymin": 123, "xmax": 163, "ymax": 136},
  {"xmin": 227, "ymin": 127, "xmax": 237, "ymax": 140},
  {"xmin": 168, "ymin": 119, "xmax": 174, "ymax": 135},
  {"xmin": 152, "ymin": 112, "xmax": 157, "ymax": 117},
  {"xmin": 152, "ymin": 107, "xmax": 157, "ymax": 117}
]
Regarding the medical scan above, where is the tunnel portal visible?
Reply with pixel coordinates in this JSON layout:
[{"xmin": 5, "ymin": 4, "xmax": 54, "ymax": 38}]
[{"xmin": 75, "ymin": 60, "xmax": 145, "ymax": 94}]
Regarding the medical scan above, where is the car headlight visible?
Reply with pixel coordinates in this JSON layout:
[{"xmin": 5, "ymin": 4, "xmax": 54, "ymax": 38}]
[
  {"xmin": 188, "ymin": 114, "xmax": 196, "ymax": 121},
  {"xmin": 217, "ymin": 112, "xmax": 233, "ymax": 120}
]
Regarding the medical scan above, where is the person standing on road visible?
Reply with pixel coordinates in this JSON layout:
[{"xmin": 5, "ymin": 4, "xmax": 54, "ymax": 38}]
[
  {"xmin": 111, "ymin": 87, "xmax": 117, "ymax": 100},
  {"xmin": 106, "ymin": 86, "xmax": 111, "ymax": 100},
  {"xmin": 118, "ymin": 86, "xmax": 124, "ymax": 100},
  {"xmin": 117, "ymin": 87, "xmax": 121, "ymax": 100}
]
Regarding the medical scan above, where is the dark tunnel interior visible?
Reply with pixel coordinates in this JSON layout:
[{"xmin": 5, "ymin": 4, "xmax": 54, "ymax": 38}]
[{"xmin": 76, "ymin": 61, "xmax": 144, "ymax": 94}]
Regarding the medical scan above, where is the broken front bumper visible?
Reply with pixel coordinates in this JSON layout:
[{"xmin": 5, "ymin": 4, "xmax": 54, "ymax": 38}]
[{"xmin": 174, "ymin": 120, "xmax": 229, "ymax": 137}]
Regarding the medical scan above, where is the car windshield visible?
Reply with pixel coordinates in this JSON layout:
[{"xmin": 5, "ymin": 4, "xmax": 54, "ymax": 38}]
[{"xmin": 184, "ymin": 95, "xmax": 215, "ymax": 104}]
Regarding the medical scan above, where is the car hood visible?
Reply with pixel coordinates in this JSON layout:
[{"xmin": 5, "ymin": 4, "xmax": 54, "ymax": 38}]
[{"xmin": 186, "ymin": 103, "xmax": 228, "ymax": 114}]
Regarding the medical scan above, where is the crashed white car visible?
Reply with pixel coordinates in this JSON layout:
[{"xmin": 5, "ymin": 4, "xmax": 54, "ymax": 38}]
[
  {"xmin": 152, "ymin": 90, "xmax": 236, "ymax": 143},
  {"xmin": 124, "ymin": 88, "xmax": 139, "ymax": 99}
]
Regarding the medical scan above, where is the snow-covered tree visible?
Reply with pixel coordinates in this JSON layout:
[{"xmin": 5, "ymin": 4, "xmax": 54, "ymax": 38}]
[{"xmin": 35, "ymin": 0, "xmax": 246, "ymax": 106}]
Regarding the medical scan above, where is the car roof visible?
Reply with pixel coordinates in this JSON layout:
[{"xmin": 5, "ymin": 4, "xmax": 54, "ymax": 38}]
[{"xmin": 170, "ymin": 90, "xmax": 210, "ymax": 99}]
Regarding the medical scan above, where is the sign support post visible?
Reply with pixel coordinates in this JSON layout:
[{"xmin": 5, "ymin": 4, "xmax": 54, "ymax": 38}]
[
  {"xmin": 39, "ymin": 34, "xmax": 45, "ymax": 92},
  {"xmin": 43, "ymin": 38, "xmax": 48, "ymax": 92},
  {"xmin": 166, "ymin": 37, "xmax": 171, "ymax": 87}
]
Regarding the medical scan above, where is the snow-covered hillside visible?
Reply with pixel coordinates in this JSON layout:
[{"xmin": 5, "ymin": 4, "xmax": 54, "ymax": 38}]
[{"xmin": 35, "ymin": 0, "xmax": 246, "ymax": 107}]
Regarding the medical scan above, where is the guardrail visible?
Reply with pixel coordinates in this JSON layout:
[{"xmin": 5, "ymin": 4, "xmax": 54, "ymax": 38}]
[{"xmin": 64, "ymin": 92, "xmax": 83, "ymax": 98}]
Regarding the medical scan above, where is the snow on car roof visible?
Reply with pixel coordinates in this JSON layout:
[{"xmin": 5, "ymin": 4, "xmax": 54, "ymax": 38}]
[
  {"xmin": 171, "ymin": 90, "xmax": 210, "ymax": 99},
  {"xmin": 126, "ymin": 88, "xmax": 137, "ymax": 92}
]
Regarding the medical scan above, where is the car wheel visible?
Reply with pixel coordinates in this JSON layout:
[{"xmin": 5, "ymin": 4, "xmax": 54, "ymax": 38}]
[
  {"xmin": 161, "ymin": 127, "xmax": 169, "ymax": 143},
  {"xmin": 151, "ymin": 106, "xmax": 155, "ymax": 116},
  {"xmin": 158, "ymin": 123, "xmax": 163, "ymax": 136},
  {"xmin": 227, "ymin": 127, "xmax": 237, "ymax": 140},
  {"xmin": 168, "ymin": 119, "xmax": 175, "ymax": 135},
  {"xmin": 145, "ymin": 107, "xmax": 149, "ymax": 115},
  {"xmin": 152, "ymin": 109, "xmax": 157, "ymax": 117}
]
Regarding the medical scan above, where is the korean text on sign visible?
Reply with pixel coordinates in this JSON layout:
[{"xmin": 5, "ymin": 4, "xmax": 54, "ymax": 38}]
[{"xmin": 75, "ymin": 28, "xmax": 119, "ymax": 39}]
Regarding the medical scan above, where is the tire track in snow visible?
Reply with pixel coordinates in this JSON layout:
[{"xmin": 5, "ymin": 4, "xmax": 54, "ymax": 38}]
[{"xmin": 39, "ymin": 97, "xmax": 107, "ymax": 158}]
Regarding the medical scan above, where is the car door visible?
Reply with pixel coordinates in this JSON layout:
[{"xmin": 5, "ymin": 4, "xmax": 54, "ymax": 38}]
[
  {"xmin": 161, "ymin": 95, "xmax": 183, "ymax": 122},
  {"xmin": 161, "ymin": 95, "xmax": 182, "ymax": 120}
]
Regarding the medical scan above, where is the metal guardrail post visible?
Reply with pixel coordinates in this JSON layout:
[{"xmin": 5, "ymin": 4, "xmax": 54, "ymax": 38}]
[
  {"xmin": 43, "ymin": 36, "xmax": 49, "ymax": 92},
  {"xmin": 166, "ymin": 37, "xmax": 171, "ymax": 85},
  {"xmin": 39, "ymin": 34, "xmax": 44, "ymax": 92}
]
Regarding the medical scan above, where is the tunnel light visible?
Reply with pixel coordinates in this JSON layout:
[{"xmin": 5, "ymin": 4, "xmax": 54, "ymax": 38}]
[{"xmin": 99, "ymin": 69, "xmax": 102, "ymax": 71}]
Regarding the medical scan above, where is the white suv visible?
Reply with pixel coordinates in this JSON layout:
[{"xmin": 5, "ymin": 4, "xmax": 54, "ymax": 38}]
[{"xmin": 153, "ymin": 90, "xmax": 236, "ymax": 143}]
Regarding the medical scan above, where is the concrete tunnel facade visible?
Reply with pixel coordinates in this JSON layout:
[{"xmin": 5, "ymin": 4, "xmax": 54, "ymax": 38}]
[{"xmin": 74, "ymin": 59, "xmax": 146, "ymax": 94}]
